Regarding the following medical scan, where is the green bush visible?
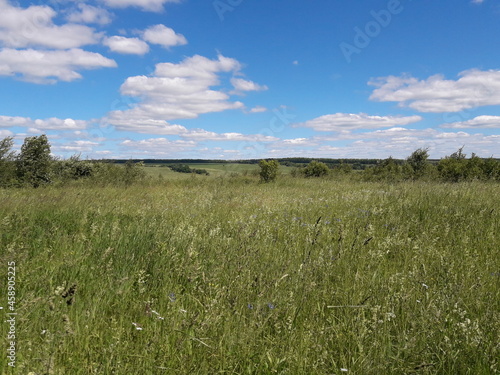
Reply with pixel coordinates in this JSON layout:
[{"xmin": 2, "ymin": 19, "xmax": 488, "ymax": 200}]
[
  {"xmin": 259, "ymin": 159, "xmax": 279, "ymax": 182},
  {"xmin": 302, "ymin": 160, "xmax": 330, "ymax": 178}
]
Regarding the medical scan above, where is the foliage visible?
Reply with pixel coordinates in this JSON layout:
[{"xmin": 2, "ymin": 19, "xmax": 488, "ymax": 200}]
[
  {"xmin": 302, "ymin": 160, "xmax": 330, "ymax": 177},
  {"xmin": 406, "ymin": 147, "xmax": 430, "ymax": 178},
  {"xmin": 438, "ymin": 147, "xmax": 500, "ymax": 182},
  {"xmin": 52, "ymin": 155, "xmax": 95, "ymax": 182},
  {"xmin": 259, "ymin": 159, "xmax": 280, "ymax": 182},
  {"xmin": 16, "ymin": 134, "xmax": 53, "ymax": 187},
  {"xmin": 168, "ymin": 164, "xmax": 209, "ymax": 175},
  {"xmin": 0, "ymin": 136, "xmax": 16, "ymax": 187}
]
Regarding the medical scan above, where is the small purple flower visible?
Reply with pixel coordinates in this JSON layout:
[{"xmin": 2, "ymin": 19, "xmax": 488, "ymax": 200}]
[
  {"xmin": 168, "ymin": 293, "xmax": 176, "ymax": 302},
  {"xmin": 267, "ymin": 303, "xmax": 275, "ymax": 310},
  {"xmin": 247, "ymin": 303, "xmax": 254, "ymax": 310}
]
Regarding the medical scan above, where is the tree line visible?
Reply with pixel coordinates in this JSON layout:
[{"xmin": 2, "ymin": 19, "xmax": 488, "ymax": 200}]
[
  {"xmin": 1, "ymin": 135, "xmax": 499, "ymax": 187},
  {"xmin": 259, "ymin": 147, "xmax": 500, "ymax": 183},
  {"xmin": 0, "ymin": 135, "xmax": 145, "ymax": 188}
]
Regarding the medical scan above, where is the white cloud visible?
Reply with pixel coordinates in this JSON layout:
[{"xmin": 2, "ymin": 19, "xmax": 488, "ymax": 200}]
[
  {"xmin": 181, "ymin": 129, "xmax": 278, "ymax": 142},
  {"xmin": 0, "ymin": 115, "xmax": 88, "ymax": 130},
  {"xmin": 106, "ymin": 117, "xmax": 188, "ymax": 135},
  {"xmin": 66, "ymin": 4, "xmax": 112, "ymax": 25},
  {"xmin": 441, "ymin": 115, "xmax": 500, "ymax": 129},
  {"xmin": 57, "ymin": 140, "xmax": 99, "ymax": 152},
  {"xmin": 141, "ymin": 24, "xmax": 187, "ymax": 48},
  {"xmin": 0, "ymin": 1, "xmax": 101, "ymax": 49},
  {"xmin": 231, "ymin": 78, "xmax": 268, "ymax": 94},
  {"xmin": 107, "ymin": 54, "xmax": 255, "ymax": 133},
  {"xmin": 264, "ymin": 128, "xmax": 499, "ymax": 159},
  {"xmin": 0, "ymin": 48, "xmax": 117, "ymax": 83},
  {"xmin": 295, "ymin": 113, "xmax": 422, "ymax": 131},
  {"xmin": 121, "ymin": 138, "xmax": 196, "ymax": 156},
  {"xmin": 472, "ymin": 0, "xmax": 484, "ymax": 4},
  {"xmin": 103, "ymin": 36, "xmax": 149, "ymax": 55},
  {"xmin": 369, "ymin": 69, "xmax": 500, "ymax": 113},
  {"xmin": 248, "ymin": 106, "xmax": 268, "ymax": 113},
  {"xmin": 101, "ymin": 0, "xmax": 180, "ymax": 12}
]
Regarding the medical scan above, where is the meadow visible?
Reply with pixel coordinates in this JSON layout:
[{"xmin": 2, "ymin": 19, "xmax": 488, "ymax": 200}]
[{"xmin": 0, "ymin": 174, "xmax": 499, "ymax": 374}]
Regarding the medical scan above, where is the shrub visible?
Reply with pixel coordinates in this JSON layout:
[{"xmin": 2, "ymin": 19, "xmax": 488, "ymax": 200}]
[
  {"xmin": 259, "ymin": 159, "xmax": 279, "ymax": 182},
  {"xmin": 302, "ymin": 160, "xmax": 329, "ymax": 178}
]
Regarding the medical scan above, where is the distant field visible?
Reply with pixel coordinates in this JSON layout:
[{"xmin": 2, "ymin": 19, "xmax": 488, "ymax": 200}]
[
  {"xmin": 0, "ymin": 178, "xmax": 498, "ymax": 374},
  {"xmin": 142, "ymin": 163, "xmax": 293, "ymax": 178}
]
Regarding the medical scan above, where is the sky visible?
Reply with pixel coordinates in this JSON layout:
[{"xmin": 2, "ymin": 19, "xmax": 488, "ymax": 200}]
[{"xmin": 0, "ymin": 0, "xmax": 499, "ymax": 160}]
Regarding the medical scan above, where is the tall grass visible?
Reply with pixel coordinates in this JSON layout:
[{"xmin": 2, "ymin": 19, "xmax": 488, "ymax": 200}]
[{"xmin": 0, "ymin": 177, "xmax": 498, "ymax": 374}]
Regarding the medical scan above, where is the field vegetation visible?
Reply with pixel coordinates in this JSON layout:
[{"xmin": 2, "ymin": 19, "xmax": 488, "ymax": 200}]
[{"xmin": 0, "ymin": 135, "xmax": 499, "ymax": 374}]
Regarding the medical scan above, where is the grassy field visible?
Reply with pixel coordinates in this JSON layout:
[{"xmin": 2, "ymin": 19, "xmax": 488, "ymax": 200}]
[
  {"xmin": 142, "ymin": 163, "xmax": 294, "ymax": 179},
  {"xmin": 0, "ymin": 175, "xmax": 499, "ymax": 374}
]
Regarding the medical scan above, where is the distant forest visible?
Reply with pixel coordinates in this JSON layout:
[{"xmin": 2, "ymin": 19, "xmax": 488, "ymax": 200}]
[{"xmin": 108, "ymin": 157, "xmax": 425, "ymax": 170}]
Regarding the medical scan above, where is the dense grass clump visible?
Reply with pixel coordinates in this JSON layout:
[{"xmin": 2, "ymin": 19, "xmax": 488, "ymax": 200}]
[{"xmin": 0, "ymin": 177, "xmax": 498, "ymax": 374}]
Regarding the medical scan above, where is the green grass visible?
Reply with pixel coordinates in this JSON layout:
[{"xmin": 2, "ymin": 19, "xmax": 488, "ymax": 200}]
[{"xmin": 0, "ymin": 177, "xmax": 499, "ymax": 374}]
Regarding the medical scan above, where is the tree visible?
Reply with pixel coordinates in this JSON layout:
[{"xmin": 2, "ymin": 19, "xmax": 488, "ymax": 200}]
[
  {"xmin": 406, "ymin": 147, "xmax": 430, "ymax": 178},
  {"xmin": 302, "ymin": 160, "xmax": 329, "ymax": 177},
  {"xmin": 259, "ymin": 159, "xmax": 279, "ymax": 182},
  {"xmin": 0, "ymin": 136, "xmax": 16, "ymax": 187},
  {"xmin": 17, "ymin": 134, "xmax": 52, "ymax": 187}
]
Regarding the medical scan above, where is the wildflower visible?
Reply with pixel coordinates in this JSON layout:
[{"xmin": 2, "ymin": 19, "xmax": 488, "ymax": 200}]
[
  {"xmin": 247, "ymin": 304, "xmax": 254, "ymax": 310},
  {"xmin": 267, "ymin": 303, "xmax": 275, "ymax": 309},
  {"xmin": 168, "ymin": 293, "xmax": 176, "ymax": 302},
  {"xmin": 151, "ymin": 310, "xmax": 165, "ymax": 320}
]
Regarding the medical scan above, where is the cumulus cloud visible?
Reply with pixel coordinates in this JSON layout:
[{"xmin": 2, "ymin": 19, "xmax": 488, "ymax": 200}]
[
  {"xmin": 141, "ymin": 24, "xmax": 187, "ymax": 48},
  {"xmin": 0, "ymin": 48, "xmax": 117, "ymax": 83},
  {"xmin": 231, "ymin": 78, "xmax": 268, "ymax": 94},
  {"xmin": 106, "ymin": 117, "xmax": 188, "ymax": 135},
  {"xmin": 248, "ymin": 106, "xmax": 268, "ymax": 113},
  {"xmin": 57, "ymin": 140, "xmax": 99, "ymax": 152},
  {"xmin": 180, "ymin": 129, "xmax": 278, "ymax": 142},
  {"xmin": 295, "ymin": 113, "xmax": 422, "ymax": 131},
  {"xmin": 265, "ymin": 128, "xmax": 499, "ymax": 159},
  {"xmin": 441, "ymin": 115, "xmax": 500, "ymax": 129},
  {"xmin": 369, "ymin": 69, "xmax": 500, "ymax": 113},
  {"xmin": 0, "ymin": 1, "xmax": 101, "ymax": 49},
  {"xmin": 101, "ymin": 0, "xmax": 180, "ymax": 12},
  {"xmin": 66, "ymin": 4, "xmax": 112, "ymax": 25},
  {"xmin": 103, "ymin": 36, "xmax": 149, "ymax": 55},
  {"xmin": 107, "ymin": 54, "xmax": 265, "ymax": 133},
  {"xmin": 0, "ymin": 115, "xmax": 88, "ymax": 130},
  {"xmin": 121, "ymin": 138, "xmax": 196, "ymax": 156}
]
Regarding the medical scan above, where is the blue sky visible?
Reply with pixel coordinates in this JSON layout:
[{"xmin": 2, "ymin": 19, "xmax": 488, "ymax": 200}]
[{"xmin": 0, "ymin": 0, "xmax": 499, "ymax": 159}]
